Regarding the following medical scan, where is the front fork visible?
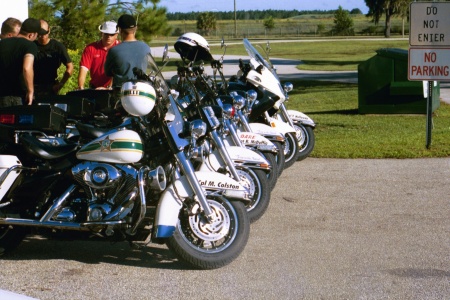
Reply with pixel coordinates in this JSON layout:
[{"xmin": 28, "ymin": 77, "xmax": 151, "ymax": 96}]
[{"xmin": 174, "ymin": 150, "xmax": 215, "ymax": 220}]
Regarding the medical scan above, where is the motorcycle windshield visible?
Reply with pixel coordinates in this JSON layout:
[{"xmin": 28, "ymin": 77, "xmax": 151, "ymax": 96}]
[
  {"xmin": 145, "ymin": 53, "xmax": 170, "ymax": 100},
  {"xmin": 243, "ymin": 39, "xmax": 279, "ymax": 81}
]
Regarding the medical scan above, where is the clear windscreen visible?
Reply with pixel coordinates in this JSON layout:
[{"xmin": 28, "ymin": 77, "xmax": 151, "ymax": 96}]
[{"xmin": 145, "ymin": 53, "xmax": 170, "ymax": 100}]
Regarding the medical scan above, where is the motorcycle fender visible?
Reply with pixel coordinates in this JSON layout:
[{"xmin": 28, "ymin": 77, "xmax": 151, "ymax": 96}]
[
  {"xmin": 0, "ymin": 155, "xmax": 22, "ymax": 202},
  {"xmin": 287, "ymin": 110, "xmax": 316, "ymax": 127},
  {"xmin": 248, "ymin": 123, "xmax": 285, "ymax": 141},
  {"xmin": 225, "ymin": 146, "xmax": 268, "ymax": 165},
  {"xmin": 267, "ymin": 118, "xmax": 296, "ymax": 134},
  {"xmin": 154, "ymin": 171, "xmax": 248, "ymax": 238},
  {"xmin": 237, "ymin": 131, "xmax": 276, "ymax": 150}
]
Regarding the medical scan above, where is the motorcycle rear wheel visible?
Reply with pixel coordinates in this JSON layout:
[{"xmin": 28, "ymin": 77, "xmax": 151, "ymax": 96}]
[
  {"xmin": 166, "ymin": 197, "xmax": 249, "ymax": 270},
  {"xmin": 0, "ymin": 225, "xmax": 28, "ymax": 256}
]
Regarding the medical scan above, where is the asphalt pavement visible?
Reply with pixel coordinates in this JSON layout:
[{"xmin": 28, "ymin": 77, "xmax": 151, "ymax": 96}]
[{"xmin": 0, "ymin": 158, "xmax": 449, "ymax": 299}]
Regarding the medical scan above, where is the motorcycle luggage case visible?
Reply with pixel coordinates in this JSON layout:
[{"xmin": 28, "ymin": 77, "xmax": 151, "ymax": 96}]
[
  {"xmin": 66, "ymin": 89, "xmax": 114, "ymax": 111},
  {"xmin": 0, "ymin": 105, "xmax": 67, "ymax": 134},
  {"xmin": 35, "ymin": 95, "xmax": 95, "ymax": 118}
]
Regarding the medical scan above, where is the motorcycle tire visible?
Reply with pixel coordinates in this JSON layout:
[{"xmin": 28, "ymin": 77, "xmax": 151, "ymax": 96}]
[
  {"xmin": 294, "ymin": 123, "xmax": 315, "ymax": 161},
  {"xmin": 236, "ymin": 166, "xmax": 271, "ymax": 223},
  {"xmin": 283, "ymin": 132, "xmax": 301, "ymax": 169},
  {"xmin": 0, "ymin": 225, "xmax": 29, "ymax": 256},
  {"xmin": 259, "ymin": 151, "xmax": 278, "ymax": 191},
  {"xmin": 166, "ymin": 197, "xmax": 250, "ymax": 270},
  {"xmin": 271, "ymin": 141, "xmax": 285, "ymax": 178}
]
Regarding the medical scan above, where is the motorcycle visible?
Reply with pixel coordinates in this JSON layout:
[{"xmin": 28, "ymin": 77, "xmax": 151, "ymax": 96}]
[
  {"xmin": 0, "ymin": 49, "xmax": 250, "ymax": 270},
  {"xmin": 169, "ymin": 35, "xmax": 272, "ymax": 223},
  {"xmin": 234, "ymin": 39, "xmax": 316, "ymax": 162}
]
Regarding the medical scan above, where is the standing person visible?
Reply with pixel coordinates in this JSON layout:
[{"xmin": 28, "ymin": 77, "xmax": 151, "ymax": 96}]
[
  {"xmin": 0, "ymin": 17, "xmax": 21, "ymax": 39},
  {"xmin": 104, "ymin": 14, "xmax": 150, "ymax": 96},
  {"xmin": 78, "ymin": 20, "xmax": 119, "ymax": 90},
  {"xmin": 0, "ymin": 18, "xmax": 46, "ymax": 107},
  {"xmin": 34, "ymin": 19, "xmax": 73, "ymax": 97}
]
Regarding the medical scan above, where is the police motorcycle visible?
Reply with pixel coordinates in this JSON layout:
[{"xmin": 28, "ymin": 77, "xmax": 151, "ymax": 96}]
[
  {"xmin": 173, "ymin": 33, "xmax": 283, "ymax": 182},
  {"xmin": 170, "ymin": 34, "xmax": 272, "ymax": 222},
  {"xmin": 230, "ymin": 39, "xmax": 316, "ymax": 162},
  {"xmin": 0, "ymin": 50, "xmax": 251, "ymax": 270},
  {"xmin": 179, "ymin": 35, "xmax": 288, "ymax": 175}
]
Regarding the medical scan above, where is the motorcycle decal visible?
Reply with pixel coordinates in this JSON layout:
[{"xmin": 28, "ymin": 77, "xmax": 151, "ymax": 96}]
[
  {"xmin": 238, "ymin": 132, "xmax": 270, "ymax": 146},
  {"xmin": 287, "ymin": 109, "xmax": 316, "ymax": 127},
  {"xmin": 77, "ymin": 130, "xmax": 144, "ymax": 164}
]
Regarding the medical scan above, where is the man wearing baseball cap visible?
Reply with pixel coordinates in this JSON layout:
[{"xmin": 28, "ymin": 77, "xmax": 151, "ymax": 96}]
[
  {"xmin": 104, "ymin": 14, "xmax": 151, "ymax": 94},
  {"xmin": 78, "ymin": 20, "xmax": 120, "ymax": 89},
  {"xmin": 0, "ymin": 18, "xmax": 47, "ymax": 107}
]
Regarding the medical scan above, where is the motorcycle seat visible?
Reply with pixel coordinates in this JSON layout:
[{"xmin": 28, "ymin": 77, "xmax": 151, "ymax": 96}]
[
  {"xmin": 19, "ymin": 134, "xmax": 78, "ymax": 160},
  {"xmin": 75, "ymin": 122, "xmax": 110, "ymax": 139}
]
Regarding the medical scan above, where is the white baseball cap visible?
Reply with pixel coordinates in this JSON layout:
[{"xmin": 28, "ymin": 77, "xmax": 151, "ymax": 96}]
[{"xmin": 98, "ymin": 21, "xmax": 118, "ymax": 34}]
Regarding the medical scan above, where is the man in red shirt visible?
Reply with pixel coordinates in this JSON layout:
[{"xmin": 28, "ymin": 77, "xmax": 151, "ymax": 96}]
[{"xmin": 77, "ymin": 20, "xmax": 119, "ymax": 89}]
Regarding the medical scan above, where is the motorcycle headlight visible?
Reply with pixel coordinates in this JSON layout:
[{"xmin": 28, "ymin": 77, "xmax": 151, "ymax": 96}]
[
  {"xmin": 283, "ymin": 82, "xmax": 293, "ymax": 93},
  {"xmin": 233, "ymin": 95, "xmax": 246, "ymax": 110},
  {"xmin": 189, "ymin": 119, "xmax": 207, "ymax": 139},
  {"xmin": 222, "ymin": 104, "xmax": 235, "ymax": 119}
]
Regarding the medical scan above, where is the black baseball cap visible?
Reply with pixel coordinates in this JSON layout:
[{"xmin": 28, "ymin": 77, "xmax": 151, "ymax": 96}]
[
  {"xmin": 21, "ymin": 18, "xmax": 47, "ymax": 35},
  {"xmin": 117, "ymin": 14, "xmax": 136, "ymax": 29}
]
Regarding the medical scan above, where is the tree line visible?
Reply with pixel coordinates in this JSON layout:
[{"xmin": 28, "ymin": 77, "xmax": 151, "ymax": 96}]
[{"xmin": 166, "ymin": 9, "xmax": 363, "ymax": 21}]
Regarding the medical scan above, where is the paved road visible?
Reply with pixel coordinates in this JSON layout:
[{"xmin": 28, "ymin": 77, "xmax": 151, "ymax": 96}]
[{"xmin": 0, "ymin": 158, "xmax": 449, "ymax": 299}]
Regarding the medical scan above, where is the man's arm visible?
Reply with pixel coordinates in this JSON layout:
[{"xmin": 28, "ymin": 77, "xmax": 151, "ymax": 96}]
[
  {"xmin": 22, "ymin": 54, "xmax": 35, "ymax": 105},
  {"xmin": 54, "ymin": 62, "xmax": 74, "ymax": 93},
  {"xmin": 78, "ymin": 66, "xmax": 88, "ymax": 90}
]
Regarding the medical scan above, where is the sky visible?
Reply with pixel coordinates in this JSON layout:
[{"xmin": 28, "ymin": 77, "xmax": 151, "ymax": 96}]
[{"xmin": 158, "ymin": 0, "xmax": 369, "ymax": 14}]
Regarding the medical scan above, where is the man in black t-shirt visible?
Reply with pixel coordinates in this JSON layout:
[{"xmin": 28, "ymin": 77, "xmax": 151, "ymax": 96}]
[
  {"xmin": 0, "ymin": 18, "xmax": 46, "ymax": 107},
  {"xmin": 34, "ymin": 19, "xmax": 73, "ymax": 97}
]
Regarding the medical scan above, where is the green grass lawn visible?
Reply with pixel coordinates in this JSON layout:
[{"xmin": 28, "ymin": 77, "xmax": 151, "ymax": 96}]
[{"xmin": 286, "ymin": 80, "xmax": 450, "ymax": 158}]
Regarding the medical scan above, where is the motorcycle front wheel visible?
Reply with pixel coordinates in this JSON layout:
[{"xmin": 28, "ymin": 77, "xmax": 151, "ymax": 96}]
[
  {"xmin": 259, "ymin": 151, "xmax": 278, "ymax": 190},
  {"xmin": 271, "ymin": 141, "xmax": 285, "ymax": 177},
  {"xmin": 283, "ymin": 132, "xmax": 301, "ymax": 169},
  {"xmin": 294, "ymin": 123, "xmax": 315, "ymax": 161},
  {"xmin": 236, "ymin": 166, "xmax": 271, "ymax": 223},
  {"xmin": 166, "ymin": 197, "xmax": 250, "ymax": 270}
]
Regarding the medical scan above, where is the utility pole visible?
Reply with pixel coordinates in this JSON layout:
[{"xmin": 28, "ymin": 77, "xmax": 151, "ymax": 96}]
[{"xmin": 234, "ymin": 0, "xmax": 237, "ymax": 38}]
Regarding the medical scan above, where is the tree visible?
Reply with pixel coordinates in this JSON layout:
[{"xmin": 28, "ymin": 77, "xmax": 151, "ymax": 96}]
[
  {"xmin": 28, "ymin": 0, "xmax": 170, "ymax": 50},
  {"xmin": 263, "ymin": 16, "xmax": 275, "ymax": 32},
  {"xmin": 364, "ymin": 0, "xmax": 412, "ymax": 38},
  {"xmin": 196, "ymin": 12, "xmax": 216, "ymax": 36},
  {"xmin": 332, "ymin": 6, "xmax": 354, "ymax": 36}
]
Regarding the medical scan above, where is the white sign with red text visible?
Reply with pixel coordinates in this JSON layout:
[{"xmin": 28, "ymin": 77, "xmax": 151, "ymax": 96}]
[{"xmin": 408, "ymin": 48, "xmax": 450, "ymax": 81}]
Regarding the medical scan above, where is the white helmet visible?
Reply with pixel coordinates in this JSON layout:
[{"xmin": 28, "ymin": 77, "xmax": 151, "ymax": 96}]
[
  {"xmin": 120, "ymin": 81, "xmax": 156, "ymax": 116},
  {"xmin": 174, "ymin": 32, "xmax": 213, "ymax": 62}
]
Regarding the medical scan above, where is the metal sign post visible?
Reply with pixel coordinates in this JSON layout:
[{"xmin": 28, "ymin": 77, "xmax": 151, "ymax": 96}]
[{"xmin": 409, "ymin": 2, "xmax": 450, "ymax": 148}]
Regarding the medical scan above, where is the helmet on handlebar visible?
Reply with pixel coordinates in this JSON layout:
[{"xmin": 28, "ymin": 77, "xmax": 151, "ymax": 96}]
[
  {"xmin": 120, "ymin": 81, "xmax": 156, "ymax": 116},
  {"xmin": 174, "ymin": 32, "xmax": 213, "ymax": 62}
]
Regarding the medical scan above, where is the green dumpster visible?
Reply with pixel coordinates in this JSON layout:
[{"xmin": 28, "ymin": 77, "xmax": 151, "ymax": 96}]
[{"xmin": 358, "ymin": 48, "xmax": 440, "ymax": 114}]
